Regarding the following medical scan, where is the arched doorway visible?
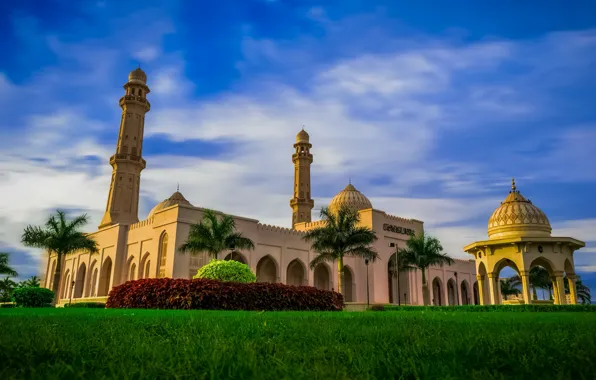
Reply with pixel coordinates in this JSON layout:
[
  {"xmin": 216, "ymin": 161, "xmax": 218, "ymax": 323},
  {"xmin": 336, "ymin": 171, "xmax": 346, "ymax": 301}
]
[
  {"xmin": 256, "ymin": 256, "xmax": 277, "ymax": 283},
  {"xmin": 286, "ymin": 259, "xmax": 306, "ymax": 286},
  {"xmin": 477, "ymin": 262, "xmax": 489, "ymax": 305},
  {"xmin": 447, "ymin": 279, "xmax": 457, "ymax": 305},
  {"xmin": 461, "ymin": 280, "xmax": 470, "ymax": 305},
  {"xmin": 139, "ymin": 252, "xmax": 150, "ymax": 279},
  {"xmin": 432, "ymin": 277, "xmax": 443, "ymax": 305},
  {"xmin": 388, "ymin": 253, "xmax": 410, "ymax": 304},
  {"xmin": 158, "ymin": 232, "xmax": 169, "ymax": 278},
  {"xmin": 85, "ymin": 260, "xmax": 97, "ymax": 297},
  {"xmin": 73, "ymin": 263, "xmax": 86, "ymax": 299},
  {"xmin": 224, "ymin": 252, "xmax": 247, "ymax": 264},
  {"xmin": 529, "ymin": 257, "xmax": 557, "ymax": 304},
  {"xmin": 314, "ymin": 263, "xmax": 330, "ymax": 291},
  {"xmin": 97, "ymin": 257, "xmax": 113, "ymax": 297},
  {"xmin": 47, "ymin": 260, "xmax": 57, "ymax": 290},
  {"xmin": 129, "ymin": 262, "xmax": 137, "ymax": 281},
  {"xmin": 342, "ymin": 266, "xmax": 354, "ymax": 302}
]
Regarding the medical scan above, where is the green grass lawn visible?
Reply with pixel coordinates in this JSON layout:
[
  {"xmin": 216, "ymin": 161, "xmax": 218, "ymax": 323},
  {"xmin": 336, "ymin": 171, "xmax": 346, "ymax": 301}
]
[{"xmin": 1, "ymin": 309, "xmax": 595, "ymax": 380}]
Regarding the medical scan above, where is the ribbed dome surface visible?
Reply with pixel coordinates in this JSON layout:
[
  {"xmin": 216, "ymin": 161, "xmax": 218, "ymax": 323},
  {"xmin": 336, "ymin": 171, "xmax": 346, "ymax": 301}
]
[
  {"xmin": 148, "ymin": 191, "xmax": 192, "ymax": 218},
  {"xmin": 487, "ymin": 179, "xmax": 551, "ymax": 239},
  {"xmin": 328, "ymin": 184, "xmax": 373, "ymax": 214},
  {"xmin": 128, "ymin": 67, "xmax": 147, "ymax": 83},
  {"xmin": 296, "ymin": 129, "xmax": 310, "ymax": 143}
]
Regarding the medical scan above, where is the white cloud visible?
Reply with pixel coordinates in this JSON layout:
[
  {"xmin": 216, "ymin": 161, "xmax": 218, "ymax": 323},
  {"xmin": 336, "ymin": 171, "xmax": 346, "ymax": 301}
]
[{"xmin": 133, "ymin": 46, "xmax": 161, "ymax": 62}]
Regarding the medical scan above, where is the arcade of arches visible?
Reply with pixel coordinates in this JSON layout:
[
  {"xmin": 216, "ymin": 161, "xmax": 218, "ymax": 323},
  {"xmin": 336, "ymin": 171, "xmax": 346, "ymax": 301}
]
[{"xmin": 464, "ymin": 179, "xmax": 585, "ymax": 305}]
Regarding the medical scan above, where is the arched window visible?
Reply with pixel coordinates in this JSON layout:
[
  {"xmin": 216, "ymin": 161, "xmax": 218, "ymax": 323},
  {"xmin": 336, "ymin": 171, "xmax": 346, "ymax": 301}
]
[{"xmin": 158, "ymin": 232, "xmax": 169, "ymax": 278}]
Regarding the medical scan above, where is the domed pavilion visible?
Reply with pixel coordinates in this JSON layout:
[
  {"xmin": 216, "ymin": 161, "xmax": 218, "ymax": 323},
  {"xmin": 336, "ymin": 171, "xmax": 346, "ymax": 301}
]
[{"xmin": 464, "ymin": 179, "xmax": 585, "ymax": 305}]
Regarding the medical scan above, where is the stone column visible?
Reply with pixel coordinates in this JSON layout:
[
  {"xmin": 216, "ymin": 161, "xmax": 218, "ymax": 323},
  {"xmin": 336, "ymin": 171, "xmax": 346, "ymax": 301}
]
[
  {"xmin": 567, "ymin": 275, "xmax": 578, "ymax": 305},
  {"xmin": 520, "ymin": 271, "xmax": 532, "ymax": 305},
  {"xmin": 476, "ymin": 275, "xmax": 485, "ymax": 305},
  {"xmin": 554, "ymin": 272, "xmax": 567, "ymax": 305},
  {"xmin": 487, "ymin": 273, "xmax": 499, "ymax": 305}
]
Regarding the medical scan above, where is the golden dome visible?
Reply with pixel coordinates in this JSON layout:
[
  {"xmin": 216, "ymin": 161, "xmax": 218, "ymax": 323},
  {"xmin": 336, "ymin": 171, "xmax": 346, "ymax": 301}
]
[
  {"xmin": 148, "ymin": 191, "xmax": 192, "ymax": 218},
  {"xmin": 487, "ymin": 179, "xmax": 551, "ymax": 239},
  {"xmin": 328, "ymin": 183, "xmax": 373, "ymax": 214},
  {"xmin": 296, "ymin": 129, "xmax": 310, "ymax": 143},
  {"xmin": 128, "ymin": 67, "xmax": 147, "ymax": 84}
]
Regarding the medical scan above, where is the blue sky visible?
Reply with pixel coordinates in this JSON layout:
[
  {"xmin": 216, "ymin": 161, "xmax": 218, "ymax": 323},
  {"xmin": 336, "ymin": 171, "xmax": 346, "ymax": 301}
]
[{"xmin": 1, "ymin": 0, "xmax": 595, "ymax": 295}]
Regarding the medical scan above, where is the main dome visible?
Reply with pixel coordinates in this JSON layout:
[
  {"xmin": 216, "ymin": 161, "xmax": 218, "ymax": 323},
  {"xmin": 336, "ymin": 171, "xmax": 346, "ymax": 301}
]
[
  {"xmin": 148, "ymin": 191, "xmax": 193, "ymax": 218},
  {"xmin": 328, "ymin": 183, "xmax": 373, "ymax": 214},
  {"xmin": 487, "ymin": 179, "xmax": 551, "ymax": 239}
]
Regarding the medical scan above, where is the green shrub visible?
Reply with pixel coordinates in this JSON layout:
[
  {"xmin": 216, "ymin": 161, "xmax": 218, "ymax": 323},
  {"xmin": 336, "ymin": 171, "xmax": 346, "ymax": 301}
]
[
  {"xmin": 193, "ymin": 259, "xmax": 256, "ymax": 283},
  {"xmin": 12, "ymin": 287, "xmax": 54, "ymax": 308},
  {"xmin": 368, "ymin": 304, "xmax": 385, "ymax": 311},
  {"xmin": 64, "ymin": 302, "xmax": 106, "ymax": 308},
  {"xmin": 378, "ymin": 304, "xmax": 596, "ymax": 312}
]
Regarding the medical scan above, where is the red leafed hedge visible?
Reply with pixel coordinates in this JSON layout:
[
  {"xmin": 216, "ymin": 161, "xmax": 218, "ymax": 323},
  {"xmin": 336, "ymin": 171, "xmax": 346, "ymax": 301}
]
[{"xmin": 106, "ymin": 278, "xmax": 344, "ymax": 311}]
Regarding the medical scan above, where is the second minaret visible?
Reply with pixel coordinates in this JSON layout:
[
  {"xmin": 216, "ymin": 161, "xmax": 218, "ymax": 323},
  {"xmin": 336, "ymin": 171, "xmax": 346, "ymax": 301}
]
[{"xmin": 290, "ymin": 129, "xmax": 314, "ymax": 227}]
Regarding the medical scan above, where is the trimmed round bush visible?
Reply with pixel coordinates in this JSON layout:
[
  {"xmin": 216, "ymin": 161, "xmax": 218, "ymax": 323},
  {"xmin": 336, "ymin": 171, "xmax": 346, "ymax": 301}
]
[
  {"xmin": 12, "ymin": 287, "xmax": 54, "ymax": 307},
  {"xmin": 106, "ymin": 278, "xmax": 344, "ymax": 311},
  {"xmin": 193, "ymin": 259, "xmax": 256, "ymax": 283}
]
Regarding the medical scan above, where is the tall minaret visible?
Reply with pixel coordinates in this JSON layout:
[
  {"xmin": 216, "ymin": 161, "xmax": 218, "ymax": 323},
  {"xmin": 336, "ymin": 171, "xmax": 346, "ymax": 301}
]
[
  {"xmin": 290, "ymin": 128, "xmax": 314, "ymax": 227},
  {"xmin": 99, "ymin": 68, "xmax": 150, "ymax": 228}
]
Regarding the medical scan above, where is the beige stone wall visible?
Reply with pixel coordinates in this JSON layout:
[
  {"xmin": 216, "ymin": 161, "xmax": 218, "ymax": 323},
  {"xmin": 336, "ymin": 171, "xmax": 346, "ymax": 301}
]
[{"xmin": 46, "ymin": 204, "xmax": 476, "ymax": 305}]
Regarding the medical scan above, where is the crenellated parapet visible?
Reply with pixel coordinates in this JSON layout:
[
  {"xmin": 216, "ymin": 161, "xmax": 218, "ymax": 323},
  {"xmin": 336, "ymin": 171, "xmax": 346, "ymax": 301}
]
[
  {"xmin": 130, "ymin": 217, "xmax": 154, "ymax": 230},
  {"xmin": 382, "ymin": 212, "xmax": 423, "ymax": 226},
  {"xmin": 299, "ymin": 220, "xmax": 327, "ymax": 230},
  {"xmin": 257, "ymin": 223, "xmax": 307, "ymax": 236}
]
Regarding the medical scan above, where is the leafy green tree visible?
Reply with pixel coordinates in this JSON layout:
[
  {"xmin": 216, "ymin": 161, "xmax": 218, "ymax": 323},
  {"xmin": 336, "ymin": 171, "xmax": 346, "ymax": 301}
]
[
  {"xmin": 399, "ymin": 232, "xmax": 455, "ymax": 305},
  {"xmin": 500, "ymin": 277, "xmax": 522, "ymax": 298},
  {"xmin": 0, "ymin": 277, "xmax": 17, "ymax": 302},
  {"xmin": 21, "ymin": 210, "xmax": 99, "ymax": 305},
  {"xmin": 194, "ymin": 259, "xmax": 256, "ymax": 283},
  {"xmin": 302, "ymin": 205, "xmax": 378, "ymax": 296},
  {"xmin": 179, "ymin": 209, "xmax": 255, "ymax": 259},
  {"xmin": 0, "ymin": 252, "xmax": 18, "ymax": 277}
]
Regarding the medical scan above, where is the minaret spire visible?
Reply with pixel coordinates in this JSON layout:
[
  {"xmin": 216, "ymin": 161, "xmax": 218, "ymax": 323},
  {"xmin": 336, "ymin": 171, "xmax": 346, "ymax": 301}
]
[
  {"xmin": 99, "ymin": 67, "xmax": 150, "ymax": 228},
  {"xmin": 290, "ymin": 128, "xmax": 314, "ymax": 227}
]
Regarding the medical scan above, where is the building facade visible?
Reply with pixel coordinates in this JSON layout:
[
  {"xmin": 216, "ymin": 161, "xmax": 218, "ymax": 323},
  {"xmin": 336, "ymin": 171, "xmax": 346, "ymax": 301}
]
[{"xmin": 41, "ymin": 68, "xmax": 477, "ymax": 307}]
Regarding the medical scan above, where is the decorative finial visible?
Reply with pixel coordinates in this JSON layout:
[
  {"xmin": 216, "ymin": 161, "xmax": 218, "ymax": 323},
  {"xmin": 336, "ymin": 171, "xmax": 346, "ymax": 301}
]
[
  {"xmin": 349, "ymin": 177, "xmax": 351, "ymax": 185},
  {"xmin": 511, "ymin": 178, "xmax": 516, "ymax": 192},
  {"xmin": 302, "ymin": 124, "xmax": 305, "ymax": 131},
  {"xmin": 177, "ymin": 183, "xmax": 179, "ymax": 192}
]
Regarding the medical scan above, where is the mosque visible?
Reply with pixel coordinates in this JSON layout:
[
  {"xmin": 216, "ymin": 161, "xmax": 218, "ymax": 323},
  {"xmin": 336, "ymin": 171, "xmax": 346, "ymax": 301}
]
[{"xmin": 40, "ymin": 68, "xmax": 584, "ymax": 307}]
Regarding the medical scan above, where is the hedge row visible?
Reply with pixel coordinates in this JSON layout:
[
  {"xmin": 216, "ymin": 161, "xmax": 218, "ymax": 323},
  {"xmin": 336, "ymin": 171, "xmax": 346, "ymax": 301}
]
[
  {"xmin": 64, "ymin": 302, "xmax": 106, "ymax": 308},
  {"xmin": 106, "ymin": 278, "xmax": 344, "ymax": 311},
  {"xmin": 372, "ymin": 304, "xmax": 596, "ymax": 312}
]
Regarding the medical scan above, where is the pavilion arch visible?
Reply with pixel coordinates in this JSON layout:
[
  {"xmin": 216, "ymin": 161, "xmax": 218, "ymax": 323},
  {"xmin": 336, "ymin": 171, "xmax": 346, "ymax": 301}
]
[
  {"xmin": 256, "ymin": 255, "xmax": 278, "ymax": 283},
  {"xmin": 224, "ymin": 251, "xmax": 248, "ymax": 265},
  {"xmin": 86, "ymin": 260, "xmax": 98, "ymax": 297},
  {"xmin": 492, "ymin": 258, "xmax": 524, "ymax": 304},
  {"xmin": 342, "ymin": 265, "xmax": 355, "ymax": 302},
  {"xmin": 476, "ymin": 262, "xmax": 489, "ymax": 305},
  {"xmin": 97, "ymin": 257, "xmax": 113, "ymax": 297},
  {"xmin": 529, "ymin": 256, "xmax": 556, "ymax": 275},
  {"xmin": 529, "ymin": 256, "xmax": 564, "ymax": 304},
  {"xmin": 564, "ymin": 258, "xmax": 575, "ymax": 276},
  {"xmin": 460, "ymin": 280, "xmax": 471, "ymax": 305},
  {"xmin": 473, "ymin": 281, "xmax": 479, "ymax": 304},
  {"xmin": 447, "ymin": 278, "xmax": 457, "ymax": 305},
  {"xmin": 432, "ymin": 277, "xmax": 443, "ymax": 306},
  {"xmin": 73, "ymin": 262, "xmax": 87, "ymax": 299},
  {"xmin": 313, "ymin": 263, "xmax": 331, "ymax": 291},
  {"xmin": 62, "ymin": 270, "xmax": 71, "ymax": 300},
  {"xmin": 286, "ymin": 259, "xmax": 307, "ymax": 286}
]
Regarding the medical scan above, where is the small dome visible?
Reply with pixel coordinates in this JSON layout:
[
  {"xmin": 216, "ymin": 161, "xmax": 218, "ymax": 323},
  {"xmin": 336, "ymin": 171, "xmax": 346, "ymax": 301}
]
[
  {"xmin": 296, "ymin": 129, "xmax": 310, "ymax": 143},
  {"xmin": 487, "ymin": 179, "xmax": 551, "ymax": 239},
  {"xmin": 328, "ymin": 183, "xmax": 373, "ymax": 214},
  {"xmin": 148, "ymin": 191, "xmax": 192, "ymax": 218},
  {"xmin": 128, "ymin": 67, "xmax": 147, "ymax": 84}
]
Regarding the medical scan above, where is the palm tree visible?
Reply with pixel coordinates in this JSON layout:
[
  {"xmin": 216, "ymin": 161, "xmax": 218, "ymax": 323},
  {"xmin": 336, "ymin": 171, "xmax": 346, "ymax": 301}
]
[
  {"xmin": 179, "ymin": 209, "xmax": 255, "ymax": 260},
  {"xmin": 0, "ymin": 252, "xmax": 18, "ymax": 277},
  {"xmin": 0, "ymin": 277, "xmax": 17, "ymax": 302},
  {"xmin": 21, "ymin": 210, "xmax": 99, "ymax": 304},
  {"xmin": 399, "ymin": 232, "xmax": 454, "ymax": 305},
  {"xmin": 500, "ymin": 277, "xmax": 521, "ymax": 299},
  {"xmin": 19, "ymin": 276, "xmax": 41, "ymax": 288},
  {"xmin": 302, "ymin": 205, "xmax": 379, "ymax": 296},
  {"xmin": 530, "ymin": 266, "xmax": 551, "ymax": 300},
  {"xmin": 564, "ymin": 275, "xmax": 592, "ymax": 305}
]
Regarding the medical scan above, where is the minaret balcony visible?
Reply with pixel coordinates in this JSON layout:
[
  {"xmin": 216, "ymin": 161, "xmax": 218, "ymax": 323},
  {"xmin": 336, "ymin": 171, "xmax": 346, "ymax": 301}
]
[
  {"xmin": 290, "ymin": 198, "xmax": 314, "ymax": 207},
  {"xmin": 119, "ymin": 95, "xmax": 151, "ymax": 110},
  {"xmin": 110, "ymin": 154, "xmax": 147, "ymax": 168},
  {"xmin": 292, "ymin": 152, "xmax": 313, "ymax": 162}
]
